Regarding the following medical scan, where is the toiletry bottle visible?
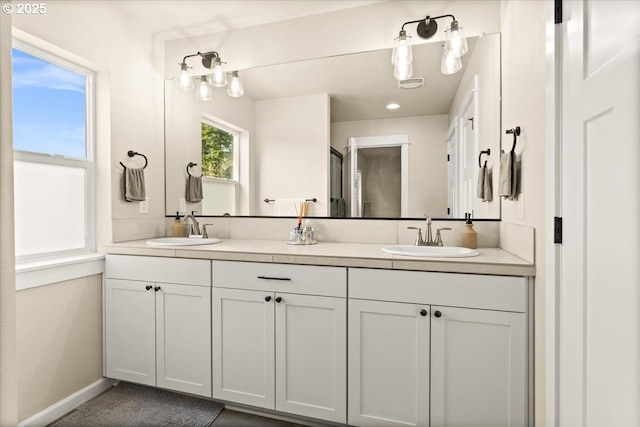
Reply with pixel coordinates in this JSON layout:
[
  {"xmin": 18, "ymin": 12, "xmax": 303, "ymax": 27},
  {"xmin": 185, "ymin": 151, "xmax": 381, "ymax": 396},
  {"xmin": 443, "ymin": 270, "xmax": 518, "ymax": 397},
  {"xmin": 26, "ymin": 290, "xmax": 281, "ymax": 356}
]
[
  {"xmin": 171, "ymin": 212, "xmax": 184, "ymax": 237},
  {"xmin": 460, "ymin": 213, "xmax": 477, "ymax": 249},
  {"xmin": 304, "ymin": 220, "xmax": 314, "ymax": 243}
]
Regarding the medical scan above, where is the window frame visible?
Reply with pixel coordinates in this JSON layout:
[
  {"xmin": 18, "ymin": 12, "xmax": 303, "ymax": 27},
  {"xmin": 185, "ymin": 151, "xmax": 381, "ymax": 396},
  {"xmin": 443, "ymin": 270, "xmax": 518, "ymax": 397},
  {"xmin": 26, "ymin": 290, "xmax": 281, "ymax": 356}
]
[
  {"xmin": 12, "ymin": 39, "xmax": 96, "ymax": 263},
  {"xmin": 201, "ymin": 115, "xmax": 240, "ymax": 214}
]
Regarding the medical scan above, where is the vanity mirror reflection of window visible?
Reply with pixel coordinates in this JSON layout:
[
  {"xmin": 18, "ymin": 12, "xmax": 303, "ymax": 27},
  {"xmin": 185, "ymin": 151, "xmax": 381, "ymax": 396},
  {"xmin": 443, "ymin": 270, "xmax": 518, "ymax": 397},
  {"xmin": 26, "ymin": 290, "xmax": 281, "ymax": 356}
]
[{"xmin": 200, "ymin": 119, "xmax": 239, "ymax": 215}]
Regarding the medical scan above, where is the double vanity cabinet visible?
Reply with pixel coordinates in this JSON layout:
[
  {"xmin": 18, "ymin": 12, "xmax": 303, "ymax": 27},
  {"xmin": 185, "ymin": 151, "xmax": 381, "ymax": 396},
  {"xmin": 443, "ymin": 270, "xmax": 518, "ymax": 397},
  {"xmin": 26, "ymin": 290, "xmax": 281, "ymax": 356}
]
[{"xmin": 104, "ymin": 252, "xmax": 531, "ymax": 427}]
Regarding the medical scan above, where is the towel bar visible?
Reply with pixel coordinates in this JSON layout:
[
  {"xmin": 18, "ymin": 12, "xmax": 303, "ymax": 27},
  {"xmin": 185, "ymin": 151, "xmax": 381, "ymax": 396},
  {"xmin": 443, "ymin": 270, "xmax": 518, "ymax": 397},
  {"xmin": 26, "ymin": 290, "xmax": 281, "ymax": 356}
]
[
  {"xmin": 119, "ymin": 150, "xmax": 148, "ymax": 169},
  {"xmin": 264, "ymin": 198, "xmax": 317, "ymax": 203}
]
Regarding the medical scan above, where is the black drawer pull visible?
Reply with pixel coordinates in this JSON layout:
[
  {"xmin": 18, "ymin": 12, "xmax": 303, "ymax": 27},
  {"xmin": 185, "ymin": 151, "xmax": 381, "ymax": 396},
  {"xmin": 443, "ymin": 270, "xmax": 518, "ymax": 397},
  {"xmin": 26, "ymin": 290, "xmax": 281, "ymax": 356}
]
[
  {"xmin": 275, "ymin": 296, "xmax": 283, "ymax": 303},
  {"xmin": 434, "ymin": 310, "xmax": 442, "ymax": 318},
  {"xmin": 145, "ymin": 285, "xmax": 152, "ymax": 291},
  {"xmin": 265, "ymin": 296, "xmax": 272, "ymax": 302},
  {"xmin": 420, "ymin": 309, "xmax": 428, "ymax": 317},
  {"xmin": 154, "ymin": 286, "xmax": 161, "ymax": 292},
  {"xmin": 257, "ymin": 276, "xmax": 291, "ymax": 281}
]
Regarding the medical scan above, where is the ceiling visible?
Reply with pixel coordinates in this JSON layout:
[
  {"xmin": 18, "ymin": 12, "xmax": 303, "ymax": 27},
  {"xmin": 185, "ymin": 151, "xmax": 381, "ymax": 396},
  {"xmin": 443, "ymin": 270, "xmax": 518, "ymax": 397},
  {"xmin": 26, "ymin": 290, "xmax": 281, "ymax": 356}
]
[{"xmin": 107, "ymin": 0, "xmax": 386, "ymax": 40}]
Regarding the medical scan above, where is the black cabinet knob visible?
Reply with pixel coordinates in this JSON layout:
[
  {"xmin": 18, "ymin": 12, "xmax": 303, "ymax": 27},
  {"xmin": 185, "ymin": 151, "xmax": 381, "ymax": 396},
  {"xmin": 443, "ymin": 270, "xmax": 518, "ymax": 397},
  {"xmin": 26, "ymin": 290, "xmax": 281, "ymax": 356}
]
[
  {"xmin": 420, "ymin": 309, "xmax": 428, "ymax": 317},
  {"xmin": 265, "ymin": 296, "xmax": 272, "ymax": 302},
  {"xmin": 275, "ymin": 296, "xmax": 282, "ymax": 303},
  {"xmin": 434, "ymin": 310, "xmax": 442, "ymax": 318},
  {"xmin": 154, "ymin": 286, "xmax": 161, "ymax": 292},
  {"xmin": 145, "ymin": 285, "xmax": 152, "ymax": 291}
]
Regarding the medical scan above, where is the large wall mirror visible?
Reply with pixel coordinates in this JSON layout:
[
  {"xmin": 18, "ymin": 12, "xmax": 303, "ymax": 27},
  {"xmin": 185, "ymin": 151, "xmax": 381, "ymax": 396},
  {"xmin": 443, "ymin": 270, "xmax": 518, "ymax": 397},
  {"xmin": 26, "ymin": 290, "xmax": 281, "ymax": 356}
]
[{"xmin": 165, "ymin": 32, "xmax": 501, "ymax": 219}]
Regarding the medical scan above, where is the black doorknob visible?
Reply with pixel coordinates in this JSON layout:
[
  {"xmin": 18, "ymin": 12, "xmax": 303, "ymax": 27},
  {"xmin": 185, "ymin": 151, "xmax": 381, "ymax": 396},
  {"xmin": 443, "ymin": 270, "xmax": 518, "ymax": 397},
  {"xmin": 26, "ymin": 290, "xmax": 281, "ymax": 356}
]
[
  {"xmin": 434, "ymin": 310, "xmax": 442, "ymax": 318},
  {"xmin": 154, "ymin": 286, "xmax": 161, "ymax": 292},
  {"xmin": 145, "ymin": 285, "xmax": 152, "ymax": 291},
  {"xmin": 265, "ymin": 296, "xmax": 272, "ymax": 302},
  {"xmin": 420, "ymin": 309, "xmax": 428, "ymax": 316},
  {"xmin": 275, "ymin": 296, "xmax": 282, "ymax": 303}
]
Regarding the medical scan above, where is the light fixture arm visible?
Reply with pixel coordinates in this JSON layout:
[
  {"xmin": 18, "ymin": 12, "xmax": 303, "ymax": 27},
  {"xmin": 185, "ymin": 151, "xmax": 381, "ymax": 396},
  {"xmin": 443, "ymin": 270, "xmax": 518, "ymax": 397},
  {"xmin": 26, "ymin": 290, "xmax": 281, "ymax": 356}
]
[
  {"xmin": 180, "ymin": 51, "xmax": 222, "ymax": 68},
  {"xmin": 400, "ymin": 14, "xmax": 457, "ymax": 39}
]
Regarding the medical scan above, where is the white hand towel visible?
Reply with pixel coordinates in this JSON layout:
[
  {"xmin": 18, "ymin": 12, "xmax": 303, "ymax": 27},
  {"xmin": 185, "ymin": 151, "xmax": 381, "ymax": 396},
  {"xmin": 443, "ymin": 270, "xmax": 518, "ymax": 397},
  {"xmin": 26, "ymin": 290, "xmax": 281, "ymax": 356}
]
[
  {"xmin": 274, "ymin": 199, "xmax": 303, "ymax": 216},
  {"xmin": 477, "ymin": 165, "xmax": 486, "ymax": 199},
  {"xmin": 185, "ymin": 175, "xmax": 203, "ymax": 203}
]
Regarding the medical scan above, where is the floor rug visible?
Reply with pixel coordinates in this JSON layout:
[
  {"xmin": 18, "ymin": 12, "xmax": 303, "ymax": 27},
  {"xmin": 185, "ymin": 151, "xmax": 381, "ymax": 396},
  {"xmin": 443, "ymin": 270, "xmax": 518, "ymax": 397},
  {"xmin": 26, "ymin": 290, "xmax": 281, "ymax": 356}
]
[{"xmin": 49, "ymin": 382, "xmax": 224, "ymax": 427}]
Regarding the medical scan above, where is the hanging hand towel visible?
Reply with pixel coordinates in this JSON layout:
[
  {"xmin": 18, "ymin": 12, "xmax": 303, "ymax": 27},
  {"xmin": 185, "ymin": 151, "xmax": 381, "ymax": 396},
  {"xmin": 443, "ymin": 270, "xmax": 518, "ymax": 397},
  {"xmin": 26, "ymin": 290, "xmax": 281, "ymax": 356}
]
[
  {"xmin": 185, "ymin": 175, "xmax": 203, "ymax": 203},
  {"xmin": 483, "ymin": 165, "xmax": 493, "ymax": 201},
  {"xmin": 477, "ymin": 163, "xmax": 494, "ymax": 202},
  {"xmin": 498, "ymin": 150, "xmax": 517, "ymax": 200},
  {"xmin": 122, "ymin": 167, "xmax": 146, "ymax": 202}
]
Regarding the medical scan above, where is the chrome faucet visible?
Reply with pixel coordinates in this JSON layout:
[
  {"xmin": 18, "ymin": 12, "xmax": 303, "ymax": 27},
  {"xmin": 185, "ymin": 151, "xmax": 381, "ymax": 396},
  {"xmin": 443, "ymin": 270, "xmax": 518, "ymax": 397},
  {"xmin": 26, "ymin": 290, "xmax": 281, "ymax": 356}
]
[
  {"xmin": 407, "ymin": 217, "xmax": 452, "ymax": 246},
  {"xmin": 184, "ymin": 212, "xmax": 201, "ymax": 236}
]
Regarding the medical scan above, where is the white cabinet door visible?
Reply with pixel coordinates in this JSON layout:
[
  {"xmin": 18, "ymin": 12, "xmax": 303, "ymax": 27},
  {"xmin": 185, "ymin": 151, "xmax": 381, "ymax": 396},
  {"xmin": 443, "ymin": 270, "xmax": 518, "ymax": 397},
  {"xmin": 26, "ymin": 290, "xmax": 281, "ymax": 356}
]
[
  {"xmin": 348, "ymin": 299, "xmax": 430, "ymax": 427},
  {"xmin": 275, "ymin": 293, "xmax": 346, "ymax": 423},
  {"xmin": 105, "ymin": 279, "xmax": 156, "ymax": 386},
  {"xmin": 430, "ymin": 306, "xmax": 526, "ymax": 427},
  {"xmin": 212, "ymin": 288, "xmax": 275, "ymax": 408},
  {"xmin": 156, "ymin": 283, "xmax": 212, "ymax": 397}
]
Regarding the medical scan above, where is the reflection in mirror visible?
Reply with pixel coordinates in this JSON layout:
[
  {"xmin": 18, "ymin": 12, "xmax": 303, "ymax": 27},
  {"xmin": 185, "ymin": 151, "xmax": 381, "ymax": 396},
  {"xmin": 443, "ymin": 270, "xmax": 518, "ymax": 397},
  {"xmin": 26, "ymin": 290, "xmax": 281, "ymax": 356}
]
[{"xmin": 165, "ymin": 33, "xmax": 501, "ymax": 219}]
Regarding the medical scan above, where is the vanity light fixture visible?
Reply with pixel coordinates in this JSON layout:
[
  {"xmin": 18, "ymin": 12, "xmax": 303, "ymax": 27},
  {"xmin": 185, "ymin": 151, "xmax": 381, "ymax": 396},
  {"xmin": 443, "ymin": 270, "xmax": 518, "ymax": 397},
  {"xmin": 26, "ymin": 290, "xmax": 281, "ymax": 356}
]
[
  {"xmin": 227, "ymin": 71, "xmax": 244, "ymax": 98},
  {"xmin": 392, "ymin": 14, "xmax": 468, "ymax": 79},
  {"xmin": 177, "ymin": 50, "xmax": 243, "ymax": 98}
]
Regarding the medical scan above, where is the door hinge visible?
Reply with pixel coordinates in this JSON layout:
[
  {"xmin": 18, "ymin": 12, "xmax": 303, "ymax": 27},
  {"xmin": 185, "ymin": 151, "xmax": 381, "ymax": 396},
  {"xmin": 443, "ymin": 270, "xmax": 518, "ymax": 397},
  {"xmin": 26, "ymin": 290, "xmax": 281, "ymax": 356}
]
[
  {"xmin": 554, "ymin": 217, "xmax": 563, "ymax": 244},
  {"xmin": 554, "ymin": 0, "xmax": 562, "ymax": 24},
  {"xmin": 447, "ymin": 154, "xmax": 450, "ymax": 161}
]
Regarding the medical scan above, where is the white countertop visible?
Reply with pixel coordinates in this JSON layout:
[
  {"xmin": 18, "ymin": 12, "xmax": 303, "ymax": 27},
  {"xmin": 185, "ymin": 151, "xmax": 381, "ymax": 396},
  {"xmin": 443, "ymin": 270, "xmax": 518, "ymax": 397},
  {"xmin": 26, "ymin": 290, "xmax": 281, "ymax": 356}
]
[{"xmin": 100, "ymin": 239, "xmax": 535, "ymax": 276}]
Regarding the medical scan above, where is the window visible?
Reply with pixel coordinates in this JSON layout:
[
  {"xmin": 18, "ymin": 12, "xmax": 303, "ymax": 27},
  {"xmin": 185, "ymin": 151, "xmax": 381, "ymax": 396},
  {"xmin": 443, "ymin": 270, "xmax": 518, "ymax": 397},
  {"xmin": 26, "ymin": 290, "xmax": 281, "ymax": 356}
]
[
  {"xmin": 201, "ymin": 118, "xmax": 239, "ymax": 215},
  {"xmin": 12, "ymin": 41, "xmax": 95, "ymax": 261}
]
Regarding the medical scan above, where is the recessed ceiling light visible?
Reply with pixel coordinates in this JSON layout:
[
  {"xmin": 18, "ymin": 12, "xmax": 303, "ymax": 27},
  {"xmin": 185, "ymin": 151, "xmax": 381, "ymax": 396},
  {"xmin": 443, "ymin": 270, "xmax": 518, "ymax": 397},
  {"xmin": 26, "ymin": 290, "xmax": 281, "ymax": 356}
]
[{"xmin": 386, "ymin": 103, "xmax": 400, "ymax": 110}]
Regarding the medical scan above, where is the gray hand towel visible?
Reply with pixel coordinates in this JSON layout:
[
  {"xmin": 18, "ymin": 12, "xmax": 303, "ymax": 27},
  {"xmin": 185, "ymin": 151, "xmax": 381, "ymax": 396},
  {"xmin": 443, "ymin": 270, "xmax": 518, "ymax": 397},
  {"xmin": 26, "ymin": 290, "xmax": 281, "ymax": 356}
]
[
  {"xmin": 337, "ymin": 198, "xmax": 346, "ymax": 217},
  {"xmin": 123, "ymin": 167, "xmax": 146, "ymax": 202},
  {"xmin": 499, "ymin": 150, "xmax": 517, "ymax": 200},
  {"xmin": 483, "ymin": 165, "xmax": 493, "ymax": 202},
  {"xmin": 186, "ymin": 175, "xmax": 203, "ymax": 203},
  {"xmin": 477, "ymin": 165, "xmax": 486, "ymax": 199},
  {"xmin": 477, "ymin": 163, "xmax": 494, "ymax": 202}
]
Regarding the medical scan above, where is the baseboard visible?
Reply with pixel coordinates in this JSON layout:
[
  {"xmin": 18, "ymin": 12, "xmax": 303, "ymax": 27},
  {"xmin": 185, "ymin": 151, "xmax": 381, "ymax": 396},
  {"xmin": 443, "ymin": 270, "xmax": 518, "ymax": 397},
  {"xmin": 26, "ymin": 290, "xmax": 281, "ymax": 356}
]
[{"xmin": 18, "ymin": 378, "xmax": 115, "ymax": 427}]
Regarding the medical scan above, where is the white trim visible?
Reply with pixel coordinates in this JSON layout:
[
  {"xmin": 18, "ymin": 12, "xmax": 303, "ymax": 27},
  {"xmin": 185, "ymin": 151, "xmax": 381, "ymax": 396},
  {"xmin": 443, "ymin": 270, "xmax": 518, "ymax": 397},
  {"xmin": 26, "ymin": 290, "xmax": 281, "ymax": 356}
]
[
  {"xmin": 16, "ymin": 253, "xmax": 105, "ymax": 291},
  {"xmin": 545, "ymin": 2, "xmax": 562, "ymax": 426},
  {"xmin": 18, "ymin": 378, "xmax": 114, "ymax": 427}
]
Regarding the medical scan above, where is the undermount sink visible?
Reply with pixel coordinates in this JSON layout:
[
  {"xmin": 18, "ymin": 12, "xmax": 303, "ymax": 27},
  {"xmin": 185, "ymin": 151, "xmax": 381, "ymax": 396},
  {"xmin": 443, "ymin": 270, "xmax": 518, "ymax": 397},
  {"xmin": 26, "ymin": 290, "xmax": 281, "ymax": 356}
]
[
  {"xmin": 146, "ymin": 237, "xmax": 222, "ymax": 246},
  {"xmin": 381, "ymin": 245, "xmax": 480, "ymax": 258}
]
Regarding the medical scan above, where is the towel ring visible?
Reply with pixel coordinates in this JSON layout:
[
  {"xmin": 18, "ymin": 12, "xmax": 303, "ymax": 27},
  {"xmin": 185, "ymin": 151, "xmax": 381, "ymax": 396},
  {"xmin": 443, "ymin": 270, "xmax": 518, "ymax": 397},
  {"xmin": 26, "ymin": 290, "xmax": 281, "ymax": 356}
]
[
  {"xmin": 187, "ymin": 162, "xmax": 203, "ymax": 177},
  {"xmin": 505, "ymin": 126, "xmax": 521, "ymax": 153},
  {"xmin": 119, "ymin": 150, "xmax": 148, "ymax": 169},
  {"xmin": 478, "ymin": 149, "xmax": 491, "ymax": 168}
]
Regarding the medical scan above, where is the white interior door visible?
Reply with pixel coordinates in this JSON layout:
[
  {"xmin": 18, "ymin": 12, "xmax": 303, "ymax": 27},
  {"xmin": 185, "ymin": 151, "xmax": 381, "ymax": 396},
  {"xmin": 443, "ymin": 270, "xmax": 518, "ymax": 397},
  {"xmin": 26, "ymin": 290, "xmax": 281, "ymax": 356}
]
[
  {"xmin": 446, "ymin": 120, "xmax": 459, "ymax": 217},
  {"xmin": 559, "ymin": 1, "xmax": 640, "ymax": 425}
]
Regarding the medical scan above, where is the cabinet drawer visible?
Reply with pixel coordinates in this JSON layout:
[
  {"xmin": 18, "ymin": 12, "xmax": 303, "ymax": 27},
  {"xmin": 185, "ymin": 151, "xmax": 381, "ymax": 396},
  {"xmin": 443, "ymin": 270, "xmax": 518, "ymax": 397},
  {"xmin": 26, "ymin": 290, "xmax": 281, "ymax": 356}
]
[
  {"xmin": 106, "ymin": 255, "xmax": 211, "ymax": 287},
  {"xmin": 349, "ymin": 268, "xmax": 527, "ymax": 312},
  {"xmin": 213, "ymin": 261, "xmax": 346, "ymax": 297}
]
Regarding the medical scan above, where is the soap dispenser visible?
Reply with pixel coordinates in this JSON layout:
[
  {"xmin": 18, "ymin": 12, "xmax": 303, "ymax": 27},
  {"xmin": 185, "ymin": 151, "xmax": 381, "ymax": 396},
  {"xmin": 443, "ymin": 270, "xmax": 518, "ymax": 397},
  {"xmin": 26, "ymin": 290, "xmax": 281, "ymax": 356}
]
[
  {"xmin": 171, "ymin": 212, "xmax": 184, "ymax": 237},
  {"xmin": 460, "ymin": 213, "xmax": 477, "ymax": 249}
]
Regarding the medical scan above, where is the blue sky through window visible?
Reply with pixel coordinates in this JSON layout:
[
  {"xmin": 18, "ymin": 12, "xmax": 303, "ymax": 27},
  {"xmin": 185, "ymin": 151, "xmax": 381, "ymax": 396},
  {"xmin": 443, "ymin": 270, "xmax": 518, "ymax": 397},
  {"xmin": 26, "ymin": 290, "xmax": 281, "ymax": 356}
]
[{"xmin": 12, "ymin": 48, "xmax": 87, "ymax": 159}]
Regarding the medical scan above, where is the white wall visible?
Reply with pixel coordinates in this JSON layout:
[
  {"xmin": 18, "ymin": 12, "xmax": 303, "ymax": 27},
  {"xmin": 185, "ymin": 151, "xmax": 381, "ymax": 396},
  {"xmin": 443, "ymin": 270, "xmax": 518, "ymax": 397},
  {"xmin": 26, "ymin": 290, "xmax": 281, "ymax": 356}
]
[
  {"xmin": 164, "ymin": 81, "xmax": 255, "ymax": 216},
  {"xmin": 255, "ymin": 94, "xmax": 330, "ymax": 216},
  {"xmin": 164, "ymin": 1, "xmax": 501, "ymax": 77},
  {"xmin": 332, "ymin": 115, "xmax": 448, "ymax": 217},
  {"xmin": 13, "ymin": 0, "xmax": 165, "ymax": 243},
  {"xmin": 500, "ymin": 1, "xmax": 548, "ymax": 425},
  {"xmin": 17, "ymin": 276, "xmax": 103, "ymax": 422},
  {"xmin": 448, "ymin": 32, "xmax": 502, "ymax": 219}
]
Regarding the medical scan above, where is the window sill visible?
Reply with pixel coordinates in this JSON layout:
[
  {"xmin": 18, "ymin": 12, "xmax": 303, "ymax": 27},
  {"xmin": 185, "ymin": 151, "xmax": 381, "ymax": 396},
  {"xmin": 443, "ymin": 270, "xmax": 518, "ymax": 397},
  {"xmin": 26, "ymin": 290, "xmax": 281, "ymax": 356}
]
[{"xmin": 16, "ymin": 253, "xmax": 105, "ymax": 291}]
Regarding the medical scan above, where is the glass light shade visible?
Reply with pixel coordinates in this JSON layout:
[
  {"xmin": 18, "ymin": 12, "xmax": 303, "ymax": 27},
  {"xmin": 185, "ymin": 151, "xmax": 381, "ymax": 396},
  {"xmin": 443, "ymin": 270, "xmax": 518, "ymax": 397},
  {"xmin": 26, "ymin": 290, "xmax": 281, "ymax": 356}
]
[
  {"xmin": 177, "ymin": 63, "xmax": 194, "ymax": 91},
  {"xmin": 441, "ymin": 50, "xmax": 462, "ymax": 75},
  {"xmin": 444, "ymin": 21, "xmax": 468, "ymax": 58},
  {"xmin": 391, "ymin": 30, "xmax": 412, "ymax": 65},
  {"xmin": 196, "ymin": 76, "xmax": 214, "ymax": 101},
  {"xmin": 227, "ymin": 72, "xmax": 244, "ymax": 97},
  {"xmin": 210, "ymin": 57, "xmax": 227, "ymax": 87},
  {"xmin": 394, "ymin": 60, "xmax": 413, "ymax": 81}
]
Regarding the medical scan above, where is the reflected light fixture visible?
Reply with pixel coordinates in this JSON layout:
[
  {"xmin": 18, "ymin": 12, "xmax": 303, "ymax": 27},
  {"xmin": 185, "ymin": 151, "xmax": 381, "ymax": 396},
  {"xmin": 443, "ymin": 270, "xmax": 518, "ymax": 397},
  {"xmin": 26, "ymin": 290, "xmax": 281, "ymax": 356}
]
[
  {"xmin": 227, "ymin": 71, "xmax": 244, "ymax": 97},
  {"xmin": 392, "ymin": 14, "xmax": 468, "ymax": 79},
  {"xmin": 386, "ymin": 103, "xmax": 400, "ymax": 110},
  {"xmin": 177, "ymin": 50, "xmax": 243, "ymax": 99}
]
